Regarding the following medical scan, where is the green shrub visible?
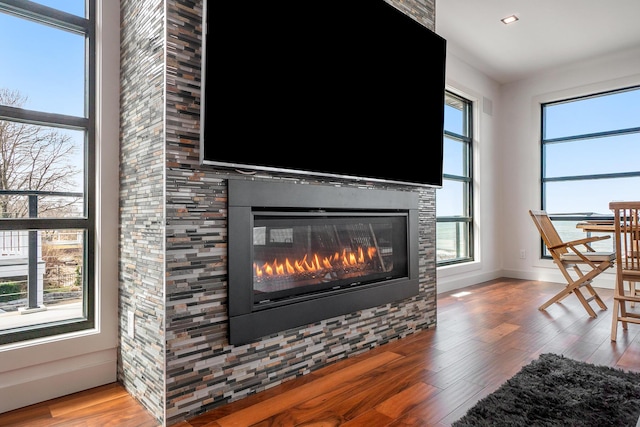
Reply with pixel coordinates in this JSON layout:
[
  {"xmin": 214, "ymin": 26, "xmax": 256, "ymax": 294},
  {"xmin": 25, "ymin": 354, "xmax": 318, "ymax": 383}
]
[
  {"xmin": 0, "ymin": 282, "xmax": 25, "ymax": 303},
  {"xmin": 74, "ymin": 266, "xmax": 82, "ymax": 288}
]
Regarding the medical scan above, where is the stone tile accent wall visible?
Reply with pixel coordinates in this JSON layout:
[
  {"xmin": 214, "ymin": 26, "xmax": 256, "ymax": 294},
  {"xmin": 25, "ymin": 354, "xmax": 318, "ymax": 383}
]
[
  {"xmin": 119, "ymin": 0, "xmax": 166, "ymax": 425},
  {"xmin": 120, "ymin": 0, "xmax": 437, "ymax": 425}
]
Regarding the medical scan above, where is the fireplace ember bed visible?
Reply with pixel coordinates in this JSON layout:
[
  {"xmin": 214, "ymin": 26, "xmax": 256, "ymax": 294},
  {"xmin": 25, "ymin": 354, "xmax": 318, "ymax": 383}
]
[{"xmin": 228, "ymin": 179, "xmax": 419, "ymax": 345}]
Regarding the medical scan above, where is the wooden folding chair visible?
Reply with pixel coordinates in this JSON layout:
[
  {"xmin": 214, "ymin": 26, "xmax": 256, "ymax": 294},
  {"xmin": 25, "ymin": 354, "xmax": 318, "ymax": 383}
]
[
  {"xmin": 529, "ymin": 210, "xmax": 614, "ymax": 317},
  {"xmin": 609, "ymin": 202, "xmax": 640, "ymax": 341}
]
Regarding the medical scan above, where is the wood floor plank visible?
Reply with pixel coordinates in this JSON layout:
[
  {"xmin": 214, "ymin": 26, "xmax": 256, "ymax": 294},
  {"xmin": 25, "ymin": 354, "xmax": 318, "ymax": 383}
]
[
  {"xmin": 268, "ymin": 352, "xmax": 435, "ymax": 425},
  {"xmin": 48, "ymin": 382, "xmax": 133, "ymax": 417},
  {"xmin": 213, "ymin": 351, "xmax": 402, "ymax": 427},
  {"xmin": 374, "ymin": 381, "xmax": 439, "ymax": 419},
  {"xmin": 340, "ymin": 409, "xmax": 393, "ymax": 427},
  {"xmin": 387, "ymin": 377, "xmax": 485, "ymax": 426},
  {"xmin": 0, "ymin": 405, "xmax": 51, "ymax": 425},
  {"xmin": 617, "ymin": 338, "xmax": 640, "ymax": 371},
  {"xmin": 49, "ymin": 395, "xmax": 159, "ymax": 427},
  {"xmin": 185, "ymin": 372, "xmax": 324, "ymax": 426},
  {"xmin": 434, "ymin": 376, "xmax": 508, "ymax": 426},
  {"xmin": 474, "ymin": 322, "xmax": 521, "ymax": 344}
]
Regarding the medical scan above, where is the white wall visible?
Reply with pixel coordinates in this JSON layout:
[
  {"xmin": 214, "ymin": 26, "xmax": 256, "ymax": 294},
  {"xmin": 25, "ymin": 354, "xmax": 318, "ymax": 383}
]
[
  {"xmin": 0, "ymin": 0, "xmax": 121, "ymax": 414},
  {"xmin": 439, "ymin": 43, "xmax": 640, "ymax": 293},
  {"xmin": 500, "ymin": 47, "xmax": 640, "ymax": 288},
  {"xmin": 436, "ymin": 49, "xmax": 503, "ymax": 293}
]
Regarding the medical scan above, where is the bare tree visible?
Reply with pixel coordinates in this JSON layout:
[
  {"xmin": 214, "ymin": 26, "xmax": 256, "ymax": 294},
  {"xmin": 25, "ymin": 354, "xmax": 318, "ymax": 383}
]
[{"xmin": 0, "ymin": 88, "xmax": 81, "ymax": 219}]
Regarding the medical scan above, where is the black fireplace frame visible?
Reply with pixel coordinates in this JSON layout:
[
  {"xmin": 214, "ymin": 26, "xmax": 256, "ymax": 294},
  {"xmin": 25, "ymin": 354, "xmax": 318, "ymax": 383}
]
[{"xmin": 227, "ymin": 179, "xmax": 420, "ymax": 345}]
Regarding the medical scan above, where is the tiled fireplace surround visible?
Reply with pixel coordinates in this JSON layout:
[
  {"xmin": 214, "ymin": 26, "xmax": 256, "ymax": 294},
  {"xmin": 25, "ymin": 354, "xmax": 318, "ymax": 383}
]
[{"xmin": 119, "ymin": 0, "xmax": 437, "ymax": 425}]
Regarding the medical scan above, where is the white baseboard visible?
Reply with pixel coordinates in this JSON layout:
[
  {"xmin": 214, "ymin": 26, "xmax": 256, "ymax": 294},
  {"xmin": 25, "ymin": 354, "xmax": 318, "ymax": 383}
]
[
  {"xmin": 0, "ymin": 349, "xmax": 117, "ymax": 414},
  {"xmin": 437, "ymin": 267, "xmax": 617, "ymax": 295},
  {"xmin": 436, "ymin": 269, "xmax": 503, "ymax": 294},
  {"xmin": 501, "ymin": 268, "xmax": 616, "ymax": 290}
]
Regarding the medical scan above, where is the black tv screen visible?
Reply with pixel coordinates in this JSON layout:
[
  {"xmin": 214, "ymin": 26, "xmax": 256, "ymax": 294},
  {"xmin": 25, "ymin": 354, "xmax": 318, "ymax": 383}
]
[{"xmin": 201, "ymin": 0, "xmax": 446, "ymax": 187}]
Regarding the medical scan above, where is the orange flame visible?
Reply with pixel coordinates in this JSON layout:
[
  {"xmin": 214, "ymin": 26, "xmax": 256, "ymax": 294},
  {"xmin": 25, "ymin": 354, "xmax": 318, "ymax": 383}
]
[{"xmin": 254, "ymin": 246, "xmax": 377, "ymax": 278}]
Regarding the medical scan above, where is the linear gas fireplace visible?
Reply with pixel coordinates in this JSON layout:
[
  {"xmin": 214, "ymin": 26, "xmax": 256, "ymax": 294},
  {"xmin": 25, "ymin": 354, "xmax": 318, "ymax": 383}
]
[{"xmin": 228, "ymin": 180, "xmax": 419, "ymax": 345}]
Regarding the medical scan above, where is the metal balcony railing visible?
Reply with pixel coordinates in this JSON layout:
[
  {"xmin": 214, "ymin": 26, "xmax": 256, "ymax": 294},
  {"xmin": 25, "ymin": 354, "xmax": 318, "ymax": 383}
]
[{"xmin": 0, "ymin": 190, "xmax": 83, "ymax": 310}]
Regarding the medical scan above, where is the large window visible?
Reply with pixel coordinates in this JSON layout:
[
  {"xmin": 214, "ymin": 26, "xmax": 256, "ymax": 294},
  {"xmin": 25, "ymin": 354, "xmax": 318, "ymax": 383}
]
[
  {"xmin": 437, "ymin": 91, "xmax": 473, "ymax": 265},
  {"xmin": 541, "ymin": 85, "xmax": 640, "ymax": 254},
  {"xmin": 0, "ymin": 1, "xmax": 94, "ymax": 344}
]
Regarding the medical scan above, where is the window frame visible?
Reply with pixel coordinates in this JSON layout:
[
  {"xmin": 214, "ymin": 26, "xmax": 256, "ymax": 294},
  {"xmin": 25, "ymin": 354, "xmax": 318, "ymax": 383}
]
[
  {"xmin": 540, "ymin": 85, "xmax": 640, "ymax": 258},
  {"xmin": 0, "ymin": 0, "xmax": 95, "ymax": 345},
  {"xmin": 437, "ymin": 90, "xmax": 474, "ymax": 266}
]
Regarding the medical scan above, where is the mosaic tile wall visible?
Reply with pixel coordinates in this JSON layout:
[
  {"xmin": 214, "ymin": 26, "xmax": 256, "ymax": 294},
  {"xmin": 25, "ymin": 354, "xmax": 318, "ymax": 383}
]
[
  {"xmin": 120, "ymin": 0, "xmax": 437, "ymax": 425},
  {"xmin": 119, "ymin": 0, "xmax": 166, "ymax": 425}
]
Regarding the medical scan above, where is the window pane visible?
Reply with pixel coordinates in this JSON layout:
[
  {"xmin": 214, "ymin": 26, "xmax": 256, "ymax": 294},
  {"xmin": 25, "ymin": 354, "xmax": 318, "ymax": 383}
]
[
  {"xmin": 0, "ymin": 121, "xmax": 84, "ymax": 218},
  {"xmin": 546, "ymin": 220, "xmax": 614, "ymax": 254},
  {"xmin": 544, "ymin": 176, "xmax": 640, "ymax": 216},
  {"xmin": 444, "ymin": 102, "xmax": 464, "ymax": 134},
  {"xmin": 30, "ymin": 1, "xmax": 85, "ymax": 16},
  {"xmin": 0, "ymin": 229, "xmax": 85, "ymax": 333},
  {"xmin": 545, "ymin": 87, "xmax": 640, "ymax": 139},
  {"xmin": 437, "ymin": 221, "xmax": 470, "ymax": 262},
  {"xmin": 544, "ymin": 133, "xmax": 640, "ymax": 178},
  {"xmin": 0, "ymin": 12, "xmax": 85, "ymax": 116},
  {"xmin": 0, "ymin": 0, "xmax": 93, "ymax": 344},
  {"xmin": 436, "ymin": 179, "xmax": 467, "ymax": 217},
  {"xmin": 443, "ymin": 136, "xmax": 468, "ymax": 176}
]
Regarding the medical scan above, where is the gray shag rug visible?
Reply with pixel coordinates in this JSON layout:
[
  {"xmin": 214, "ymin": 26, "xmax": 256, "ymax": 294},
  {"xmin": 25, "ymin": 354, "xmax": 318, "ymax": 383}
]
[{"xmin": 453, "ymin": 353, "xmax": 640, "ymax": 427}]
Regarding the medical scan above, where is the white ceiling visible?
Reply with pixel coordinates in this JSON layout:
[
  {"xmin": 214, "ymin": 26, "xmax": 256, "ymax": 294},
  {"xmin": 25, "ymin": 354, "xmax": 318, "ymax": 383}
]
[{"xmin": 435, "ymin": 0, "xmax": 640, "ymax": 84}]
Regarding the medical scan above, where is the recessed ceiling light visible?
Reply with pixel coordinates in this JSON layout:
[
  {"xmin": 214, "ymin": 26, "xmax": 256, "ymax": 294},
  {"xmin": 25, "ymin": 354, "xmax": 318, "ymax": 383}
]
[{"xmin": 501, "ymin": 14, "xmax": 519, "ymax": 24}]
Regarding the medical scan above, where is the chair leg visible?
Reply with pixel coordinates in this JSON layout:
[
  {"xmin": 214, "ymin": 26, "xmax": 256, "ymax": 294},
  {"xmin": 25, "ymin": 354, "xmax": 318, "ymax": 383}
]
[
  {"xmin": 611, "ymin": 298, "xmax": 620, "ymax": 341},
  {"xmin": 538, "ymin": 279, "xmax": 599, "ymax": 317},
  {"xmin": 612, "ymin": 276, "xmax": 631, "ymax": 341},
  {"xmin": 539, "ymin": 286, "xmax": 575, "ymax": 311},
  {"xmin": 584, "ymin": 282, "xmax": 607, "ymax": 310},
  {"xmin": 557, "ymin": 265, "xmax": 607, "ymax": 317},
  {"xmin": 572, "ymin": 287, "xmax": 598, "ymax": 318},
  {"xmin": 539, "ymin": 265, "xmax": 585, "ymax": 311},
  {"xmin": 539, "ymin": 262, "xmax": 610, "ymax": 318},
  {"xmin": 620, "ymin": 299, "xmax": 629, "ymax": 331},
  {"xmin": 629, "ymin": 281, "xmax": 637, "ymax": 308}
]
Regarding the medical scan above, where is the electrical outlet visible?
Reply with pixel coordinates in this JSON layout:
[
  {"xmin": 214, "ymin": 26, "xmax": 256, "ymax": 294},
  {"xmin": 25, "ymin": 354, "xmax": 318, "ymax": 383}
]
[
  {"xmin": 520, "ymin": 249, "xmax": 526, "ymax": 259},
  {"xmin": 127, "ymin": 310, "xmax": 135, "ymax": 338}
]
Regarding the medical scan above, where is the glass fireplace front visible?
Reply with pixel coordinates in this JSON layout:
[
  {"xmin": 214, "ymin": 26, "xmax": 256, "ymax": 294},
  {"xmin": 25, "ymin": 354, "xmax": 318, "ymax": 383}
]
[{"xmin": 252, "ymin": 212, "xmax": 409, "ymax": 304}]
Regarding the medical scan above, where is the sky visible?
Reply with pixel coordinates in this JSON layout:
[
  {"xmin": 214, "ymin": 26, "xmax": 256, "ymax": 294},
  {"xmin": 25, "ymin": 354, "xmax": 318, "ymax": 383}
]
[
  {"xmin": 0, "ymin": 1, "xmax": 86, "ymax": 192},
  {"xmin": 0, "ymin": 2, "xmax": 85, "ymax": 116}
]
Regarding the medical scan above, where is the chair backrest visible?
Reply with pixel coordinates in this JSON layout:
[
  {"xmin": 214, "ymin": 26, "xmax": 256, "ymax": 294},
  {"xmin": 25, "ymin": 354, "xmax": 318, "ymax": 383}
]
[
  {"xmin": 609, "ymin": 201, "xmax": 640, "ymax": 281},
  {"xmin": 529, "ymin": 210, "xmax": 568, "ymax": 257}
]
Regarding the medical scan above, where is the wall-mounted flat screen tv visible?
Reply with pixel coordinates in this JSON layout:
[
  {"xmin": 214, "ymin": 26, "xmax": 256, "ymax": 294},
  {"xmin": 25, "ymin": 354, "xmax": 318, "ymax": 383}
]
[{"xmin": 201, "ymin": 0, "xmax": 446, "ymax": 187}]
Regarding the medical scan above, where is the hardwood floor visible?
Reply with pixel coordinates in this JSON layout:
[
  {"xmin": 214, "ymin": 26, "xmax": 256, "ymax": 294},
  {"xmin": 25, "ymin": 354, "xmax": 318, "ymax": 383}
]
[
  {"xmin": 2, "ymin": 277, "xmax": 640, "ymax": 426},
  {"xmin": 0, "ymin": 382, "xmax": 159, "ymax": 426}
]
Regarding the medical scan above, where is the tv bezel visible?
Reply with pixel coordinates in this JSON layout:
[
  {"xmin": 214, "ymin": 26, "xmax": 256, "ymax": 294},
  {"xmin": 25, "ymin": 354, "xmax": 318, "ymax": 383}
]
[{"xmin": 199, "ymin": 0, "xmax": 446, "ymax": 188}]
